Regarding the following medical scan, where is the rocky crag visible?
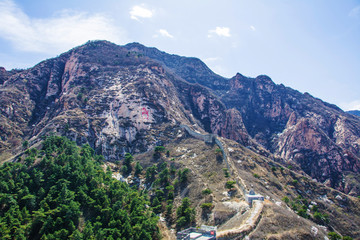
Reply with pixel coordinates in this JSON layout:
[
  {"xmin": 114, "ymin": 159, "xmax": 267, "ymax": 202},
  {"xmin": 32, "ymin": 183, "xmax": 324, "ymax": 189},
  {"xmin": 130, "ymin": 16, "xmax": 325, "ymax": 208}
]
[
  {"xmin": 125, "ymin": 42, "xmax": 360, "ymax": 195},
  {"xmin": 1, "ymin": 40, "xmax": 360, "ymax": 197}
]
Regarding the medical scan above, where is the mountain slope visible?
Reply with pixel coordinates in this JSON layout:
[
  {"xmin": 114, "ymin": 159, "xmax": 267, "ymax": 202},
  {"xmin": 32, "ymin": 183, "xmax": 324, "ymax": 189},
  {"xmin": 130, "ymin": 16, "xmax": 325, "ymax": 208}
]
[
  {"xmin": 122, "ymin": 42, "xmax": 360, "ymax": 195},
  {"xmin": 0, "ymin": 41, "xmax": 249, "ymax": 162},
  {"xmin": 1, "ymin": 40, "xmax": 360, "ymax": 238},
  {"xmin": 347, "ymin": 110, "xmax": 360, "ymax": 117}
]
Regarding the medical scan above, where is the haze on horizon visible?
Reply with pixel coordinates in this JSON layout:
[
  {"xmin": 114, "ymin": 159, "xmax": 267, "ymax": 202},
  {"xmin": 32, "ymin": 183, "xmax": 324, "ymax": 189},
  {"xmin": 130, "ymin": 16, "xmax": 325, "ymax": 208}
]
[{"xmin": 0, "ymin": 0, "xmax": 359, "ymax": 111}]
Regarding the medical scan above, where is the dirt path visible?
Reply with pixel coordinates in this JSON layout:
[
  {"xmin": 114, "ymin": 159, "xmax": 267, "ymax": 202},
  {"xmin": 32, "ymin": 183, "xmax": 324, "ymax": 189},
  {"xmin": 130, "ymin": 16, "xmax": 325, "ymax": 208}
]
[
  {"xmin": 180, "ymin": 125, "xmax": 264, "ymax": 239},
  {"xmin": 217, "ymin": 200, "xmax": 263, "ymax": 239}
]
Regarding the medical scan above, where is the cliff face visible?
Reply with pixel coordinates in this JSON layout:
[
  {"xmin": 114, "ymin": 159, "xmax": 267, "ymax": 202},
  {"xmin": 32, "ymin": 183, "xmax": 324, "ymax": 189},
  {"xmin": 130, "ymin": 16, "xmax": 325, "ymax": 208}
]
[
  {"xmin": 0, "ymin": 41, "xmax": 239, "ymax": 161},
  {"xmin": 219, "ymin": 73, "xmax": 360, "ymax": 193},
  {"xmin": 127, "ymin": 45, "xmax": 360, "ymax": 194},
  {"xmin": 1, "ymin": 40, "xmax": 360, "ymax": 195}
]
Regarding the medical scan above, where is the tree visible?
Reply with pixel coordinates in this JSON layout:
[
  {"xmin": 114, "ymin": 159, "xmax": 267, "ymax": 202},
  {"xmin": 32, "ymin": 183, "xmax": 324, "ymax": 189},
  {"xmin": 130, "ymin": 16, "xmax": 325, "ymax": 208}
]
[
  {"xmin": 328, "ymin": 232, "xmax": 341, "ymax": 240},
  {"xmin": 134, "ymin": 162, "xmax": 143, "ymax": 177},
  {"xmin": 178, "ymin": 168, "xmax": 190, "ymax": 184},
  {"xmin": 22, "ymin": 140, "xmax": 29, "ymax": 149},
  {"xmin": 223, "ymin": 168, "xmax": 229, "ymax": 178},
  {"xmin": 145, "ymin": 165, "xmax": 157, "ymax": 183},
  {"xmin": 282, "ymin": 196, "xmax": 290, "ymax": 204},
  {"xmin": 154, "ymin": 146, "xmax": 165, "ymax": 153},
  {"xmin": 202, "ymin": 188, "xmax": 212, "ymax": 195},
  {"xmin": 152, "ymin": 197, "xmax": 162, "ymax": 214},
  {"xmin": 215, "ymin": 148, "xmax": 222, "ymax": 162},
  {"xmin": 176, "ymin": 197, "xmax": 195, "ymax": 229},
  {"xmin": 313, "ymin": 211, "xmax": 329, "ymax": 224},
  {"xmin": 153, "ymin": 146, "xmax": 165, "ymax": 159},
  {"xmin": 0, "ymin": 136, "xmax": 160, "ymax": 240},
  {"xmin": 225, "ymin": 181, "xmax": 236, "ymax": 190},
  {"xmin": 200, "ymin": 203, "xmax": 213, "ymax": 210},
  {"xmin": 159, "ymin": 168, "xmax": 170, "ymax": 186}
]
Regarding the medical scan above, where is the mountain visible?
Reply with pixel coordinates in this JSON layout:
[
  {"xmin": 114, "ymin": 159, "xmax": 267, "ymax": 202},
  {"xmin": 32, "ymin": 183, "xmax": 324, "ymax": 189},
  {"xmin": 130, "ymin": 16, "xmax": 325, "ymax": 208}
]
[
  {"xmin": 125, "ymin": 42, "xmax": 360, "ymax": 195},
  {"xmin": 347, "ymin": 110, "xmax": 360, "ymax": 117},
  {"xmin": 1, "ymin": 40, "xmax": 360, "ymax": 239}
]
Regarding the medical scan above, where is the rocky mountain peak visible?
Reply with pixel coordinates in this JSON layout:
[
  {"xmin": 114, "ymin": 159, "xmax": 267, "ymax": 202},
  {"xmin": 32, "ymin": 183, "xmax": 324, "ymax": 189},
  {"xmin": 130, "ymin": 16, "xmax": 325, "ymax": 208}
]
[{"xmin": 1, "ymin": 41, "xmax": 360, "ymax": 197}]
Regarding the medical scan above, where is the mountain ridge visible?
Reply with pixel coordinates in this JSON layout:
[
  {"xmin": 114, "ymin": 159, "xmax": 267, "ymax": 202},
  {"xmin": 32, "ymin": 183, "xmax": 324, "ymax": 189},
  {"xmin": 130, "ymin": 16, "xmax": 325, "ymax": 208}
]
[
  {"xmin": 1, "ymin": 40, "xmax": 359, "ymax": 195},
  {"xmin": 1, "ymin": 40, "xmax": 360, "ymax": 239}
]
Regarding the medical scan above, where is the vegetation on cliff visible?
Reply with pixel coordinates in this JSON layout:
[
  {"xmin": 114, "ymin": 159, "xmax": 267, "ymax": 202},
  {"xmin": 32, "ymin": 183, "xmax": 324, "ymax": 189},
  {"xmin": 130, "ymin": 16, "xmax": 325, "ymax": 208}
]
[{"xmin": 0, "ymin": 136, "xmax": 159, "ymax": 240}]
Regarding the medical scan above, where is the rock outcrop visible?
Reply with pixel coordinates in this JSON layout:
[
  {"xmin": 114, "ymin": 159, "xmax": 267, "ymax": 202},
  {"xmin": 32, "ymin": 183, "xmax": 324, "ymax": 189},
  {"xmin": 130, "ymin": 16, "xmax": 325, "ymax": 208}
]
[{"xmin": 0, "ymin": 41, "xmax": 237, "ymax": 162}]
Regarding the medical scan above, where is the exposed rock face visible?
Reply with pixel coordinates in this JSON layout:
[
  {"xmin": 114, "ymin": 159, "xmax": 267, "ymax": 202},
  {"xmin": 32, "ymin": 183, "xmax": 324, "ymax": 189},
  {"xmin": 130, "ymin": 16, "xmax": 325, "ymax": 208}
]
[
  {"xmin": 124, "ymin": 43, "xmax": 230, "ymax": 91},
  {"xmin": 0, "ymin": 41, "xmax": 236, "ymax": 161},
  {"xmin": 1, "ymin": 40, "xmax": 360, "ymax": 195},
  {"xmin": 219, "ymin": 73, "xmax": 360, "ymax": 192},
  {"xmin": 128, "ymin": 46, "xmax": 360, "ymax": 194}
]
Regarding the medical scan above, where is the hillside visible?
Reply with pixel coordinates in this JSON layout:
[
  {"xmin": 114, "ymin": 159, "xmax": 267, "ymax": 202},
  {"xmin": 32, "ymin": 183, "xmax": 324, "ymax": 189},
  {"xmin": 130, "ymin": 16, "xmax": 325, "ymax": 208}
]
[
  {"xmin": 347, "ymin": 110, "xmax": 360, "ymax": 117},
  {"xmin": 0, "ymin": 136, "xmax": 159, "ymax": 239},
  {"xmin": 1, "ymin": 40, "xmax": 360, "ymax": 239}
]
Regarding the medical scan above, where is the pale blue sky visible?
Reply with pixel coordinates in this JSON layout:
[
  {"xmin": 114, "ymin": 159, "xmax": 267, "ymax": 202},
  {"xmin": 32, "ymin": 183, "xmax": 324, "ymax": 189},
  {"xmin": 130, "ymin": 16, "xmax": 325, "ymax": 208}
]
[{"xmin": 0, "ymin": 0, "xmax": 359, "ymax": 110}]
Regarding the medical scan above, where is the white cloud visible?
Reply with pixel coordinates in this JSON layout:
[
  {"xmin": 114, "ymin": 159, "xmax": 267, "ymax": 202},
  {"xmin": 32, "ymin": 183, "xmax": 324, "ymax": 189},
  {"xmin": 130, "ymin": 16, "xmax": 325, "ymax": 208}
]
[
  {"xmin": 340, "ymin": 100, "xmax": 360, "ymax": 111},
  {"xmin": 250, "ymin": 25, "xmax": 256, "ymax": 31},
  {"xmin": 158, "ymin": 29, "xmax": 174, "ymax": 38},
  {"xmin": 0, "ymin": 0, "xmax": 125, "ymax": 54},
  {"xmin": 130, "ymin": 5, "xmax": 153, "ymax": 21},
  {"xmin": 208, "ymin": 27, "xmax": 231, "ymax": 38},
  {"xmin": 349, "ymin": 5, "xmax": 360, "ymax": 18}
]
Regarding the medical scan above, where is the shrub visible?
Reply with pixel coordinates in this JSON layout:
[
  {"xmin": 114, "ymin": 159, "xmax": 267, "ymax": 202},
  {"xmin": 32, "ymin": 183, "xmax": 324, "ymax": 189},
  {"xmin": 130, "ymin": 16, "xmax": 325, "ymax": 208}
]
[
  {"xmin": 223, "ymin": 168, "xmax": 229, "ymax": 178},
  {"xmin": 121, "ymin": 165, "xmax": 128, "ymax": 175},
  {"xmin": 202, "ymin": 188, "xmax": 212, "ymax": 195},
  {"xmin": 297, "ymin": 208, "xmax": 309, "ymax": 219},
  {"xmin": 200, "ymin": 203, "xmax": 213, "ymax": 209},
  {"xmin": 225, "ymin": 181, "xmax": 236, "ymax": 190},
  {"xmin": 253, "ymin": 173, "xmax": 260, "ymax": 179},
  {"xmin": 282, "ymin": 196, "xmax": 290, "ymax": 204},
  {"xmin": 154, "ymin": 146, "xmax": 166, "ymax": 160},
  {"xmin": 154, "ymin": 146, "xmax": 165, "ymax": 152},
  {"xmin": 77, "ymin": 93, "xmax": 83, "ymax": 101},
  {"xmin": 313, "ymin": 211, "xmax": 329, "ymax": 224},
  {"xmin": 134, "ymin": 162, "xmax": 143, "ymax": 176},
  {"xmin": 178, "ymin": 168, "xmax": 190, "ymax": 184},
  {"xmin": 328, "ymin": 232, "xmax": 341, "ymax": 240},
  {"xmin": 22, "ymin": 140, "xmax": 29, "ymax": 148},
  {"xmin": 311, "ymin": 205, "xmax": 318, "ymax": 212}
]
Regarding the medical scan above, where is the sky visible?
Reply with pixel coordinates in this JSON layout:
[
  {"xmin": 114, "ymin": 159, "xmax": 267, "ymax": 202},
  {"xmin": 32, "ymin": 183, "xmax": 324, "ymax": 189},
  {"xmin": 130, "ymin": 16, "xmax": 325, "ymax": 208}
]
[{"xmin": 0, "ymin": 0, "xmax": 359, "ymax": 111}]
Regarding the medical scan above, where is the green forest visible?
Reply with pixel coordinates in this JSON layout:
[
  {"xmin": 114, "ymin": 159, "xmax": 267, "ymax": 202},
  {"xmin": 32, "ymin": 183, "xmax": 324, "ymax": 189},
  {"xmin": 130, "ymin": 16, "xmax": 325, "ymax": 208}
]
[{"xmin": 0, "ymin": 136, "xmax": 159, "ymax": 240}]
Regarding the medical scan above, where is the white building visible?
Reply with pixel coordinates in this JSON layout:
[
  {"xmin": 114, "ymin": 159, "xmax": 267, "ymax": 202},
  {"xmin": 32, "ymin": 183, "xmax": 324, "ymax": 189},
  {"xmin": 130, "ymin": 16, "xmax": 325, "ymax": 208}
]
[{"xmin": 245, "ymin": 189, "xmax": 264, "ymax": 205}]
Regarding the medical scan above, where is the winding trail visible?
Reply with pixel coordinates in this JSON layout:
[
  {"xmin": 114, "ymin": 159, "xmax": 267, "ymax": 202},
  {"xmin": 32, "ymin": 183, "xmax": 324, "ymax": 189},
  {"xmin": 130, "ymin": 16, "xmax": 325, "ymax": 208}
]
[
  {"xmin": 216, "ymin": 200, "xmax": 263, "ymax": 239},
  {"xmin": 180, "ymin": 124, "xmax": 248, "ymax": 194},
  {"xmin": 180, "ymin": 125, "xmax": 264, "ymax": 238}
]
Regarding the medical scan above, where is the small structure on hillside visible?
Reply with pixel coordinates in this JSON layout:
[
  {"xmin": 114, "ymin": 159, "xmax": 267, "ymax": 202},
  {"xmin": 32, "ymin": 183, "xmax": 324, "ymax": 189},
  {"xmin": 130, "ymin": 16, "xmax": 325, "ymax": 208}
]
[
  {"xmin": 245, "ymin": 189, "xmax": 264, "ymax": 206},
  {"xmin": 177, "ymin": 225, "xmax": 216, "ymax": 240}
]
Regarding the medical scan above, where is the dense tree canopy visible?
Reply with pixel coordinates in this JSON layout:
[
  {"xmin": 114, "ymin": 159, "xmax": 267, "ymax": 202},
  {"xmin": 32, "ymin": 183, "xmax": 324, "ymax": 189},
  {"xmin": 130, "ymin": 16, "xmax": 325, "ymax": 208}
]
[{"xmin": 0, "ymin": 136, "xmax": 159, "ymax": 240}]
